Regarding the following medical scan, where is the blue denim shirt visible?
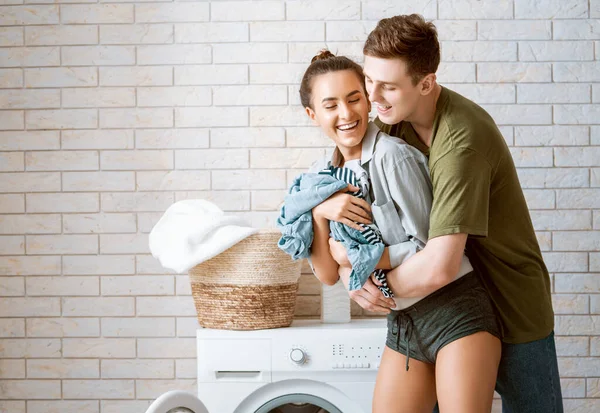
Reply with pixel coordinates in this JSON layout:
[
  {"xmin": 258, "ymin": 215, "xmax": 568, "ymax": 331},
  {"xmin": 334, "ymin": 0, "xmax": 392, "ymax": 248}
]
[
  {"xmin": 276, "ymin": 173, "xmax": 346, "ymax": 260},
  {"xmin": 277, "ymin": 173, "xmax": 384, "ymax": 291}
]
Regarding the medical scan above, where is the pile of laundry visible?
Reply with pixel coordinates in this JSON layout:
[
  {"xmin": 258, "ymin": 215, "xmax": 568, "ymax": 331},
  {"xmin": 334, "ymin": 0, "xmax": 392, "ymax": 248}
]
[{"xmin": 149, "ymin": 199, "xmax": 257, "ymax": 273}]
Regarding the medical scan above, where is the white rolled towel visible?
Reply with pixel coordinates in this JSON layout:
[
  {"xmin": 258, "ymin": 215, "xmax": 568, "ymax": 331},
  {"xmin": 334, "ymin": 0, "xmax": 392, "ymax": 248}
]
[{"xmin": 149, "ymin": 199, "xmax": 258, "ymax": 273}]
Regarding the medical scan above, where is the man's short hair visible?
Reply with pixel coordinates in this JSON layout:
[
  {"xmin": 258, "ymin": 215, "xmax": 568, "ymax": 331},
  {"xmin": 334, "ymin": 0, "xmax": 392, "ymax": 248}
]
[{"xmin": 364, "ymin": 14, "xmax": 440, "ymax": 85}]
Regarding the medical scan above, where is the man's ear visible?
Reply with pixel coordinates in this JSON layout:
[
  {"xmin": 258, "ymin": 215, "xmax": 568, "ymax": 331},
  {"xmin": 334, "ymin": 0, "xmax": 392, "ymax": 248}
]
[
  {"xmin": 305, "ymin": 106, "xmax": 319, "ymax": 126},
  {"xmin": 420, "ymin": 73, "xmax": 437, "ymax": 95}
]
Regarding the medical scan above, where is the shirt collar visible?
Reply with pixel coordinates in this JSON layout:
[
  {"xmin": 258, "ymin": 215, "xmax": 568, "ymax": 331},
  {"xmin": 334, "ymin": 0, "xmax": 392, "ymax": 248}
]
[{"xmin": 360, "ymin": 121, "xmax": 379, "ymax": 166}]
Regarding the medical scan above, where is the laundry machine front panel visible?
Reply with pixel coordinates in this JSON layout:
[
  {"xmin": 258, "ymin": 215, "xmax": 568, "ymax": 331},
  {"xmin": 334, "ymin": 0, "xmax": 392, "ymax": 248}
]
[
  {"xmin": 192, "ymin": 320, "xmax": 387, "ymax": 413},
  {"xmin": 200, "ymin": 382, "xmax": 268, "ymax": 413},
  {"xmin": 270, "ymin": 328, "xmax": 386, "ymax": 374},
  {"xmin": 197, "ymin": 338, "xmax": 271, "ymax": 380},
  {"xmin": 329, "ymin": 381, "xmax": 376, "ymax": 413}
]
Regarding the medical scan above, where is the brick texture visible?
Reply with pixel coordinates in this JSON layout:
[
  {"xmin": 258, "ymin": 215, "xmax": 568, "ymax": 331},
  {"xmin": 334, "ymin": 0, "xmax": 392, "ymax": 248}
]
[{"xmin": 0, "ymin": 1, "xmax": 598, "ymax": 411}]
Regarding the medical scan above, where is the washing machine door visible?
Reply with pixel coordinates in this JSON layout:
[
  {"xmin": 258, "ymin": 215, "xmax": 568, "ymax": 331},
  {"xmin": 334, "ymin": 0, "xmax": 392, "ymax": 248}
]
[
  {"xmin": 145, "ymin": 390, "xmax": 209, "ymax": 413},
  {"xmin": 234, "ymin": 379, "xmax": 365, "ymax": 413},
  {"xmin": 254, "ymin": 393, "xmax": 341, "ymax": 413}
]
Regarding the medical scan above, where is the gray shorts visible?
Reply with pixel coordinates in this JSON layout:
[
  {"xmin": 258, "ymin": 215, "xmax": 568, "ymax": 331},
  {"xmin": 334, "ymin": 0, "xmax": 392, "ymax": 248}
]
[{"xmin": 386, "ymin": 272, "xmax": 501, "ymax": 369}]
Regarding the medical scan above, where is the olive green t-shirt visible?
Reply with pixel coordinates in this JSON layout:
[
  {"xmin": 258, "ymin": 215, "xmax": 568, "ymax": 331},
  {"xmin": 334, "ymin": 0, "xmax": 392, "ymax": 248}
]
[{"xmin": 376, "ymin": 86, "xmax": 553, "ymax": 344}]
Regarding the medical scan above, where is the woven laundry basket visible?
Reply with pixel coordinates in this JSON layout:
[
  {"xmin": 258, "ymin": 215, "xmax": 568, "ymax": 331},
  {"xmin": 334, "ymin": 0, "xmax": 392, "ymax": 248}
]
[{"xmin": 188, "ymin": 228, "xmax": 301, "ymax": 330}]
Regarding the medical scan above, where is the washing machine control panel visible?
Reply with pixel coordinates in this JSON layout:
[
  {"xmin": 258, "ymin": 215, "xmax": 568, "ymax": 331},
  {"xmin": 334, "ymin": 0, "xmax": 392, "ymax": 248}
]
[
  {"xmin": 289, "ymin": 348, "xmax": 307, "ymax": 365},
  {"xmin": 275, "ymin": 327, "xmax": 386, "ymax": 371},
  {"xmin": 329, "ymin": 342, "xmax": 383, "ymax": 369}
]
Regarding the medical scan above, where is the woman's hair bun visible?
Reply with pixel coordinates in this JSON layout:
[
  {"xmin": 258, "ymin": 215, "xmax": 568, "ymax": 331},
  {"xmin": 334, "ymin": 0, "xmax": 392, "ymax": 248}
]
[{"xmin": 311, "ymin": 49, "xmax": 336, "ymax": 64}]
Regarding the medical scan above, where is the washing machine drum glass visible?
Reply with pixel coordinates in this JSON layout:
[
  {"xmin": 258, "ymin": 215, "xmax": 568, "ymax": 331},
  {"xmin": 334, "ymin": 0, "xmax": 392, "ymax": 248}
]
[
  {"xmin": 257, "ymin": 394, "xmax": 342, "ymax": 413},
  {"xmin": 268, "ymin": 406, "xmax": 327, "ymax": 413}
]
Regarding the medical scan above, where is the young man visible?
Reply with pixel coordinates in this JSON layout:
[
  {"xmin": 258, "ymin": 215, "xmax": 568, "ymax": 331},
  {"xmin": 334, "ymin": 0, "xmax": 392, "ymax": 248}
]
[{"xmin": 331, "ymin": 14, "xmax": 562, "ymax": 413}]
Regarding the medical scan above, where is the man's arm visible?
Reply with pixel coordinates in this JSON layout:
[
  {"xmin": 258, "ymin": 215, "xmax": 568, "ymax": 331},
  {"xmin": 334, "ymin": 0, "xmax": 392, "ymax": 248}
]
[
  {"xmin": 385, "ymin": 232, "xmax": 468, "ymax": 297},
  {"xmin": 384, "ymin": 147, "xmax": 492, "ymax": 297}
]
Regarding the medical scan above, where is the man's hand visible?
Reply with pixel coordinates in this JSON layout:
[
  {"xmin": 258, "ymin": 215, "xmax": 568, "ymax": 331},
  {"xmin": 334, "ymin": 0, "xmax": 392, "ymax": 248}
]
[
  {"xmin": 328, "ymin": 238, "xmax": 350, "ymax": 267},
  {"xmin": 313, "ymin": 185, "xmax": 371, "ymax": 231},
  {"xmin": 338, "ymin": 266, "xmax": 396, "ymax": 314}
]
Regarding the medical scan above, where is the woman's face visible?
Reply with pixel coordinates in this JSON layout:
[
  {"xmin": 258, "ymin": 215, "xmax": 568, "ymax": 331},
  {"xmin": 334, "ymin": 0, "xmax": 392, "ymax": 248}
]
[{"xmin": 305, "ymin": 70, "xmax": 370, "ymax": 158}]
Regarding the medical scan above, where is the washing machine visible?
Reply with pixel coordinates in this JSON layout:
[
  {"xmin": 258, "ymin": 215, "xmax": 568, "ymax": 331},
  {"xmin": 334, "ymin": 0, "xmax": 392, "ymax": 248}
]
[{"xmin": 145, "ymin": 319, "xmax": 387, "ymax": 413}]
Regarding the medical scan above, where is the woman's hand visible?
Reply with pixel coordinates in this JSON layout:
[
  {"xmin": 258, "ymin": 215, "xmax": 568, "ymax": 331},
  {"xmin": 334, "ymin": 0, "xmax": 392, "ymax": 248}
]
[
  {"xmin": 312, "ymin": 184, "xmax": 372, "ymax": 231},
  {"xmin": 328, "ymin": 238, "xmax": 350, "ymax": 267},
  {"xmin": 338, "ymin": 266, "xmax": 396, "ymax": 314}
]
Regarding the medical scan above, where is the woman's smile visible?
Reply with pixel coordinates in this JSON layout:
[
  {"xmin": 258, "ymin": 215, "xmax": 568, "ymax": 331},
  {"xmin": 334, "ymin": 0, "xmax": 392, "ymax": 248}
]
[{"xmin": 337, "ymin": 120, "xmax": 360, "ymax": 132}]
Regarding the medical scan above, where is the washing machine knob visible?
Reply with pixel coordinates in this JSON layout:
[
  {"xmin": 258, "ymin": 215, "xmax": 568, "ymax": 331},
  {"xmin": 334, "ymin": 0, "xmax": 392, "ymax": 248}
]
[{"xmin": 289, "ymin": 348, "xmax": 306, "ymax": 365}]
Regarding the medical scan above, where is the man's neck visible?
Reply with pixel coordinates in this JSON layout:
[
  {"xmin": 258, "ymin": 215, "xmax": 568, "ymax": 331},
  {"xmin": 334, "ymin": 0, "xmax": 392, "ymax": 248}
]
[{"xmin": 409, "ymin": 83, "xmax": 442, "ymax": 148}]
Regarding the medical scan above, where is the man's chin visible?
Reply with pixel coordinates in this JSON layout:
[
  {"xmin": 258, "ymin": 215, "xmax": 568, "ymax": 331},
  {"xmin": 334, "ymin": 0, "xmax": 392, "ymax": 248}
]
[{"xmin": 378, "ymin": 112, "xmax": 402, "ymax": 125}]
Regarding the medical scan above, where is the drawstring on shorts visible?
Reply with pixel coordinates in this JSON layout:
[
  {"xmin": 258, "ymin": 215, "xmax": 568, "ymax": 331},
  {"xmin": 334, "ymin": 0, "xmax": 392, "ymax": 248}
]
[{"xmin": 392, "ymin": 308, "xmax": 417, "ymax": 371}]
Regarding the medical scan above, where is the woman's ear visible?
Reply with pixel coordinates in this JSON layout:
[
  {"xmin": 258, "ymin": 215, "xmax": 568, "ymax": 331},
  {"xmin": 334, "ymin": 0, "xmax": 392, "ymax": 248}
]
[{"xmin": 305, "ymin": 106, "xmax": 319, "ymax": 126}]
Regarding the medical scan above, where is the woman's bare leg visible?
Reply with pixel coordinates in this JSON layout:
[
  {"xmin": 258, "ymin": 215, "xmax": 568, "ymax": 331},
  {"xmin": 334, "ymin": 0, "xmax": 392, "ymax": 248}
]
[
  {"xmin": 373, "ymin": 346, "xmax": 437, "ymax": 413},
  {"xmin": 435, "ymin": 332, "xmax": 501, "ymax": 413}
]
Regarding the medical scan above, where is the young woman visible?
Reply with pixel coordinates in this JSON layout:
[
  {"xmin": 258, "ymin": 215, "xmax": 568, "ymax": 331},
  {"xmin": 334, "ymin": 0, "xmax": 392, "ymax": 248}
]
[{"xmin": 301, "ymin": 50, "xmax": 502, "ymax": 413}]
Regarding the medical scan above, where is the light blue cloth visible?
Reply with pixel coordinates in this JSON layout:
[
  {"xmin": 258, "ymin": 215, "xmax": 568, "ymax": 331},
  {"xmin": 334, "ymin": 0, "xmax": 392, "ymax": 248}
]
[
  {"xmin": 276, "ymin": 172, "xmax": 384, "ymax": 291},
  {"xmin": 276, "ymin": 173, "xmax": 346, "ymax": 260}
]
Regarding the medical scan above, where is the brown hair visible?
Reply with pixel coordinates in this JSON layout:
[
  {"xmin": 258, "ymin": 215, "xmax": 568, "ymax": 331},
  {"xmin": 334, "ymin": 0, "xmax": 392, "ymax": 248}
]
[
  {"xmin": 299, "ymin": 50, "xmax": 368, "ymax": 167},
  {"xmin": 363, "ymin": 14, "xmax": 440, "ymax": 85},
  {"xmin": 299, "ymin": 49, "xmax": 366, "ymax": 109}
]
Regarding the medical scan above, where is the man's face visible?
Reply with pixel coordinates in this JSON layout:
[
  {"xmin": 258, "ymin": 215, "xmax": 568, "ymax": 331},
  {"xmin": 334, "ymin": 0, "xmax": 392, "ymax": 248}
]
[{"xmin": 363, "ymin": 55, "xmax": 422, "ymax": 125}]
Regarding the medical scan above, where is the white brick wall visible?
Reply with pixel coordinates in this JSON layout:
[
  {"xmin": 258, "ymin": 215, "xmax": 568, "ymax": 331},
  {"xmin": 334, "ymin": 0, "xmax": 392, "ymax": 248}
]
[{"xmin": 0, "ymin": 1, "xmax": 598, "ymax": 411}]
